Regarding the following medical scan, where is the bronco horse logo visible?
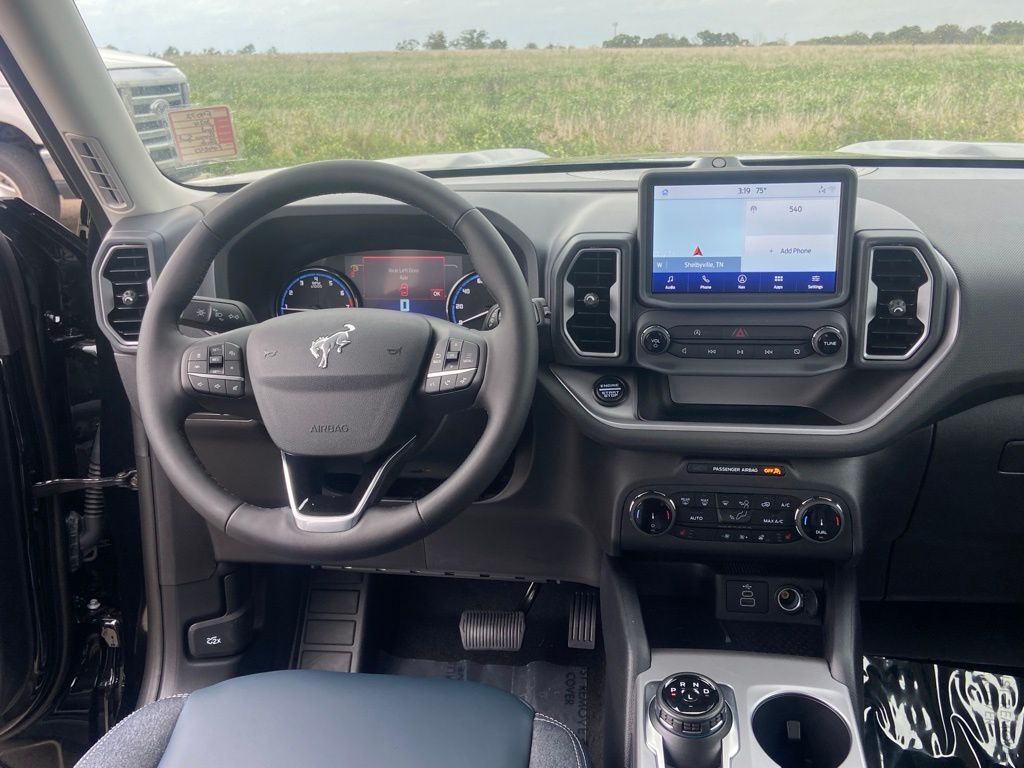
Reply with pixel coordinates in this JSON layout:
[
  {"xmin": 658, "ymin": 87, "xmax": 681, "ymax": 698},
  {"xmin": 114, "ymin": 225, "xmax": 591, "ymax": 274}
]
[{"xmin": 309, "ymin": 324, "xmax": 356, "ymax": 369}]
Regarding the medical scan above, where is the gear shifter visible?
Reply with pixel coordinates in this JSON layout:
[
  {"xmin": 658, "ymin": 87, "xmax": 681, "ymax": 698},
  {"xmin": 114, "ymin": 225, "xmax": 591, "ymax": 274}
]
[{"xmin": 650, "ymin": 673, "xmax": 732, "ymax": 768}]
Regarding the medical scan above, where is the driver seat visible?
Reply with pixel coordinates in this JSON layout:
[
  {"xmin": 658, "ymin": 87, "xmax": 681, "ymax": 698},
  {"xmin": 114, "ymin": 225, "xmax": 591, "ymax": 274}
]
[{"xmin": 74, "ymin": 670, "xmax": 588, "ymax": 768}]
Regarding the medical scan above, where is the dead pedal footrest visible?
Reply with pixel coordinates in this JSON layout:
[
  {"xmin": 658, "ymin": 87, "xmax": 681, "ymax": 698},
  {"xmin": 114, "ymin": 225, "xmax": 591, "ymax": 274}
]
[
  {"xmin": 459, "ymin": 610, "xmax": 526, "ymax": 652},
  {"xmin": 568, "ymin": 591, "xmax": 598, "ymax": 650}
]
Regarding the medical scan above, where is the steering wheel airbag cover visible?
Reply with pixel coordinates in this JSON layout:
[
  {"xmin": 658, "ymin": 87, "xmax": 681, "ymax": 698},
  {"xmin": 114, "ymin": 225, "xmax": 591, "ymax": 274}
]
[{"xmin": 247, "ymin": 308, "xmax": 431, "ymax": 456}]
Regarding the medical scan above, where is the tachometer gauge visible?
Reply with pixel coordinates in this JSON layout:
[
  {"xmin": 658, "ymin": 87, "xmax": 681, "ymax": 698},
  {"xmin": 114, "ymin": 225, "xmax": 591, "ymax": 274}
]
[
  {"xmin": 447, "ymin": 272, "xmax": 497, "ymax": 329},
  {"xmin": 278, "ymin": 269, "xmax": 359, "ymax": 315}
]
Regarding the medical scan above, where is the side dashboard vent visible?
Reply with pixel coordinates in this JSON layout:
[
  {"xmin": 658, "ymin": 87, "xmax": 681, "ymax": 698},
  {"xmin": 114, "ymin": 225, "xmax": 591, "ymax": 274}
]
[
  {"xmin": 864, "ymin": 245, "xmax": 931, "ymax": 359},
  {"xmin": 563, "ymin": 247, "xmax": 620, "ymax": 356},
  {"xmin": 67, "ymin": 135, "xmax": 132, "ymax": 210},
  {"xmin": 101, "ymin": 244, "xmax": 152, "ymax": 343}
]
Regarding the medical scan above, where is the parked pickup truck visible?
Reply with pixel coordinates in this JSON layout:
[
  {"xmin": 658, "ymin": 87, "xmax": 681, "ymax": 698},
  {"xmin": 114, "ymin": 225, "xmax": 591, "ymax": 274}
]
[{"xmin": 0, "ymin": 47, "xmax": 189, "ymax": 218}]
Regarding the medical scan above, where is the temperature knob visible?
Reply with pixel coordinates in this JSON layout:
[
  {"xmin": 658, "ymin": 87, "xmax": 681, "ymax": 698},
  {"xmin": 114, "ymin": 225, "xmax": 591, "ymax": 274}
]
[
  {"xmin": 795, "ymin": 498, "xmax": 844, "ymax": 543},
  {"xmin": 629, "ymin": 492, "xmax": 675, "ymax": 536}
]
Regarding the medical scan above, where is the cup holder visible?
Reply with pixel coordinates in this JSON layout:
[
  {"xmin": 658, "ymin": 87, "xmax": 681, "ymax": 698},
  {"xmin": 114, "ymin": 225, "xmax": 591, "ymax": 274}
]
[{"xmin": 751, "ymin": 694, "xmax": 851, "ymax": 768}]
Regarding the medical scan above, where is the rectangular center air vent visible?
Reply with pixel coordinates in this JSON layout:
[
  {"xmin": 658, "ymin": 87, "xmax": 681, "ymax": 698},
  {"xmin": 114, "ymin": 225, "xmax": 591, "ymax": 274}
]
[
  {"xmin": 563, "ymin": 247, "xmax": 621, "ymax": 357},
  {"xmin": 100, "ymin": 244, "xmax": 152, "ymax": 343},
  {"xmin": 864, "ymin": 245, "xmax": 931, "ymax": 359}
]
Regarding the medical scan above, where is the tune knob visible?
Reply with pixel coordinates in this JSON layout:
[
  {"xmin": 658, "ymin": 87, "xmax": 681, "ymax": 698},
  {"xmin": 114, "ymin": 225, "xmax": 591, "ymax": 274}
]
[
  {"xmin": 641, "ymin": 325, "xmax": 672, "ymax": 355},
  {"xmin": 810, "ymin": 326, "xmax": 843, "ymax": 356},
  {"xmin": 629, "ymin": 491, "xmax": 675, "ymax": 536},
  {"xmin": 795, "ymin": 497, "xmax": 844, "ymax": 543}
]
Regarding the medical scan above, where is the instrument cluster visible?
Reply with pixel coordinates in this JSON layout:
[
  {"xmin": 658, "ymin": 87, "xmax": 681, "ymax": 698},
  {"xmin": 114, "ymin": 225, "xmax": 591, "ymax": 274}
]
[{"xmin": 277, "ymin": 250, "xmax": 498, "ymax": 329}]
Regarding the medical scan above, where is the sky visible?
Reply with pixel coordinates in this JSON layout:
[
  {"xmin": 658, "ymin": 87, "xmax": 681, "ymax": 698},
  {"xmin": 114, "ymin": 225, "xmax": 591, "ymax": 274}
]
[{"xmin": 75, "ymin": 0, "xmax": 1021, "ymax": 53}]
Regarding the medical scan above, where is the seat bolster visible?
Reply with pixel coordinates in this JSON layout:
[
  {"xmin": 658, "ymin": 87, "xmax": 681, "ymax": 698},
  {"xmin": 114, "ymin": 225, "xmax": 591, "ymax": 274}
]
[
  {"xmin": 75, "ymin": 695, "xmax": 189, "ymax": 768},
  {"xmin": 529, "ymin": 713, "xmax": 589, "ymax": 768}
]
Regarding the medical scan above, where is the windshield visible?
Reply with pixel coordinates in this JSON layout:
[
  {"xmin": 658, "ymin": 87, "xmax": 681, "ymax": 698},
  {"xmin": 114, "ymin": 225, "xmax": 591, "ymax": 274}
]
[{"xmin": 75, "ymin": 1, "xmax": 1024, "ymax": 181}]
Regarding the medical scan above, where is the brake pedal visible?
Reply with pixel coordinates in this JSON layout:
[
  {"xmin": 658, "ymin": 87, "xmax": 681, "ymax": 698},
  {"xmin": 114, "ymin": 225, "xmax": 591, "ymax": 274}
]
[
  {"xmin": 459, "ymin": 610, "xmax": 526, "ymax": 652},
  {"xmin": 568, "ymin": 590, "xmax": 598, "ymax": 650}
]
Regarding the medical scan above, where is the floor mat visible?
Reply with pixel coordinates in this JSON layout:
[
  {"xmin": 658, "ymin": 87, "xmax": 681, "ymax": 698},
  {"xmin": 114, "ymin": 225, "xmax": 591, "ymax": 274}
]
[
  {"xmin": 379, "ymin": 653, "xmax": 591, "ymax": 745},
  {"xmin": 864, "ymin": 656, "xmax": 1023, "ymax": 767},
  {"xmin": 0, "ymin": 741, "xmax": 64, "ymax": 768}
]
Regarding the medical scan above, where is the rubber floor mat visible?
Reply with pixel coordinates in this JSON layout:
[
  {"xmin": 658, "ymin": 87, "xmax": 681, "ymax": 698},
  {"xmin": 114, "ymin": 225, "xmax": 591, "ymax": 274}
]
[
  {"xmin": 864, "ymin": 656, "xmax": 1023, "ymax": 767},
  {"xmin": 378, "ymin": 654, "xmax": 591, "ymax": 745}
]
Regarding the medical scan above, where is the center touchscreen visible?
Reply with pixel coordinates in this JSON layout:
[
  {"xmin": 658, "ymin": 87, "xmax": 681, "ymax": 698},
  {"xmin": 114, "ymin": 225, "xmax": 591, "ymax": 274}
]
[{"xmin": 648, "ymin": 179, "xmax": 844, "ymax": 295}]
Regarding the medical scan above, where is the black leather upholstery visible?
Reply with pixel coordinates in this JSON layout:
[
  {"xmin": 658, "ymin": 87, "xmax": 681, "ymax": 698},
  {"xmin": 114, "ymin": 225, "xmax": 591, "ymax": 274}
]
[{"xmin": 75, "ymin": 671, "xmax": 587, "ymax": 768}]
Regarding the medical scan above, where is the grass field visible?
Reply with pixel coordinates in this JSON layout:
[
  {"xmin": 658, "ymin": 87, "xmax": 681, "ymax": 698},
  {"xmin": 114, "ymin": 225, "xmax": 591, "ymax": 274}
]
[{"xmin": 170, "ymin": 46, "xmax": 1024, "ymax": 172}]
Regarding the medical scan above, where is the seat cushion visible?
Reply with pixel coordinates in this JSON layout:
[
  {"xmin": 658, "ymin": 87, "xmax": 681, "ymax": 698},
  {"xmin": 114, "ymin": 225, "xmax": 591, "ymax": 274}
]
[{"xmin": 75, "ymin": 670, "xmax": 588, "ymax": 768}]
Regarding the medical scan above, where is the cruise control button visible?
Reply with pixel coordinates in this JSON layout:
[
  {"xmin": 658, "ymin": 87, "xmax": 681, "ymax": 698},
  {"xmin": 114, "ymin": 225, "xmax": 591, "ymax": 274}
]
[
  {"xmin": 439, "ymin": 373, "xmax": 459, "ymax": 392},
  {"xmin": 424, "ymin": 377, "xmax": 441, "ymax": 394},
  {"xmin": 224, "ymin": 343, "xmax": 242, "ymax": 362},
  {"xmin": 208, "ymin": 344, "xmax": 224, "ymax": 358},
  {"xmin": 189, "ymin": 375, "xmax": 210, "ymax": 392},
  {"xmin": 459, "ymin": 342, "xmax": 479, "ymax": 368},
  {"xmin": 209, "ymin": 355, "xmax": 224, "ymax": 367}
]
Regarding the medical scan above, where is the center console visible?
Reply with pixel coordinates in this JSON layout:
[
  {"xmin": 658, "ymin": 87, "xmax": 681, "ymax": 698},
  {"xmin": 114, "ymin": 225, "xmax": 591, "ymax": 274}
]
[{"xmin": 638, "ymin": 652, "xmax": 864, "ymax": 768}]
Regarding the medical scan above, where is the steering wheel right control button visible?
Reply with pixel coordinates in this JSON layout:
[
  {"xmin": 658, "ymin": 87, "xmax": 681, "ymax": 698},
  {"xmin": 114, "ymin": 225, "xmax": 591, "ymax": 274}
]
[
  {"xmin": 424, "ymin": 338, "xmax": 478, "ymax": 394},
  {"xmin": 629, "ymin": 491, "xmax": 675, "ymax": 536},
  {"xmin": 187, "ymin": 341, "xmax": 245, "ymax": 397},
  {"xmin": 593, "ymin": 376, "xmax": 628, "ymax": 406},
  {"xmin": 796, "ymin": 497, "xmax": 844, "ymax": 542}
]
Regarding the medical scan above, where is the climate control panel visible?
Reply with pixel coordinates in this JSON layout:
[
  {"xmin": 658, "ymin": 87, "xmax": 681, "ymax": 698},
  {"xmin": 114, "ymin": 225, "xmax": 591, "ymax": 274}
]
[{"xmin": 625, "ymin": 487, "xmax": 846, "ymax": 547}]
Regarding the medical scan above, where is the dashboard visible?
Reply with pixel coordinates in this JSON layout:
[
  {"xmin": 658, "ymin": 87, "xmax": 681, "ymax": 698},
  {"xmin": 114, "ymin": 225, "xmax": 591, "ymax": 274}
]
[{"xmin": 93, "ymin": 157, "xmax": 1024, "ymax": 598}]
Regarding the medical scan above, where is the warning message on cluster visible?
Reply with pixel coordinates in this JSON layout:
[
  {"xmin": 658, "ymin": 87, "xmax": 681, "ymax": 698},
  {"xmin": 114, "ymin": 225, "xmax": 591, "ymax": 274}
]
[{"xmin": 167, "ymin": 106, "xmax": 238, "ymax": 164}]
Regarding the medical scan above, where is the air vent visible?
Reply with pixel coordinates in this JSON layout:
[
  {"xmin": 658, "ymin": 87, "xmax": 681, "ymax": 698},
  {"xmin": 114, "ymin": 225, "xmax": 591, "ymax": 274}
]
[
  {"xmin": 563, "ymin": 247, "xmax": 620, "ymax": 356},
  {"xmin": 864, "ymin": 245, "xmax": 931, "ymax": 359},
  {"xmin": 100, "ymin": 244, "xmax": 152, "ymax": 343},
  {"xmin": 67, "ymin": 135, "xmax": 132, "ymax": 210}
]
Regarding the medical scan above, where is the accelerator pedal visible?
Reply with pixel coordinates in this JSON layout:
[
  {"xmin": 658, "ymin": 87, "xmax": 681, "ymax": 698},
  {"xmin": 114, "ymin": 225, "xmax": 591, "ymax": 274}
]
[
  {"xmin": 568, "ymin": 590, "xmax": 598, "ymax": 650},
  {"xmin": 459, "ymin": 610, "xmax": 526, "ymax": 652}
]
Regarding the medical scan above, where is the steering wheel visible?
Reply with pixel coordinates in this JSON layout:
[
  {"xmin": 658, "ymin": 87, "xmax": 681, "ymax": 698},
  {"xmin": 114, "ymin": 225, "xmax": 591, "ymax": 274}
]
[{"xmin": 136, "ymin": 161, "xmax": 537, "ymax": 559}]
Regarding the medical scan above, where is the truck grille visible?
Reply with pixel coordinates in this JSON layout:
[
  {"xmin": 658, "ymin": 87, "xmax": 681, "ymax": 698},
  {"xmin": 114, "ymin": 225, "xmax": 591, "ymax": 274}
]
[{"xmin": 121, "ymin": 81, "xmax": 188, "ymax": 166}]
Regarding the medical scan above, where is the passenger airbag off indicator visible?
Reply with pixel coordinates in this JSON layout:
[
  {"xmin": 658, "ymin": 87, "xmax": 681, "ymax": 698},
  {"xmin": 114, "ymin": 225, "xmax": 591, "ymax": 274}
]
[{"xmin": 687, "ymin": 462, "xmax": 787, "ymax": 477}]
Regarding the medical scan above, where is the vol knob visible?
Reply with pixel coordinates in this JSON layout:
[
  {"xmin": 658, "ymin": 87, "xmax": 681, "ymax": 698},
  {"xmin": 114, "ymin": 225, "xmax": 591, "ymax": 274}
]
[{"xmin": 641, "ymin": 325, "xmax": 672, "ymax": 355}]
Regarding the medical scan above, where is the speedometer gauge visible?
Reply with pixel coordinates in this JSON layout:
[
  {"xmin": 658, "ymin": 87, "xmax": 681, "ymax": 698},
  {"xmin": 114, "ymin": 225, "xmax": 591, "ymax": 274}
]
[
  {"xmin": 278, "ymin": 269, "xmax": 359, "ymax": 315},
  {"xmin": 447, "ymin": 272, "xmax": 497, "ymax": 329}
]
